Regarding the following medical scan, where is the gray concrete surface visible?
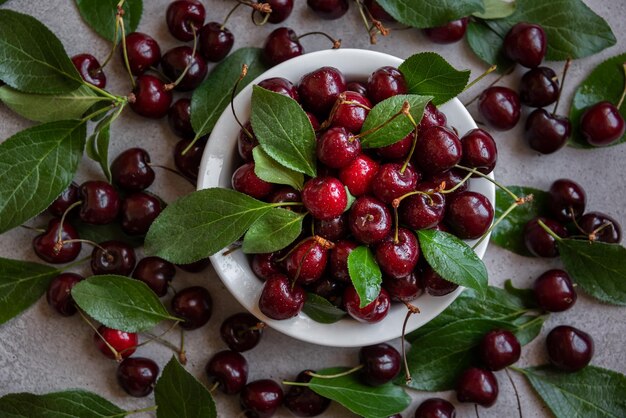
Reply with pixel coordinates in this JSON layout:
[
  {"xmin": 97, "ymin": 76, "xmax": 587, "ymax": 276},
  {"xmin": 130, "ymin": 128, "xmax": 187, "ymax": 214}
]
[{"xmin": 0, "ymin": 0, "xmax": 625, "ymax": 417}]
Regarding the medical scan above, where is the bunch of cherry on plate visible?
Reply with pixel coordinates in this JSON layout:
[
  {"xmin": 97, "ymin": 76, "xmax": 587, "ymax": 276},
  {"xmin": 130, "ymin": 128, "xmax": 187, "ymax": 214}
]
[{"xmin": 232, "ymin": 64, "xmax": 498, "ymax": 323}]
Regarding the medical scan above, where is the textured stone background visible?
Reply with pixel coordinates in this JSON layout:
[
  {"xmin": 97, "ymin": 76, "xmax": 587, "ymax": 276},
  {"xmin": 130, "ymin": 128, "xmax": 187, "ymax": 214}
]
[{"xmin": 0, "ymin": 0, "xmax": 625, "ymax": 417}]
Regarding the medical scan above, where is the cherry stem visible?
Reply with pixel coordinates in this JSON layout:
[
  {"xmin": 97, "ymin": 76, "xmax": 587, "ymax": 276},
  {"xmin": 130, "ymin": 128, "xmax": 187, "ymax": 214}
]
[
  {"xmin": 137, "ymin": 321, "xmax": 178, "ymax": 350},
  {"xmin": 81, "ymin": 102, "xmax": 118, "ymax": 122},
  {"xmin": 222, "ymin": 2, "xmax": 243, "ymax": 29},
  {"xmin": 117, "ymin": 12, "xmax": 135, "ymax": 89},
  {"xmin": 179, "ymin": 327, "xmax": 187, "ymax": 365},
  {"xmin": 454, "ymin": 164, "xmax": 519, "ymax": 201},
  {"xmin": 149, "ymin": 163, "xmax": 196, "ymax": 186},
  {"xmin": 475, "ymin": 404, "xmax": 481, "ymax": 418},
  {"xmin": 393, "ymin": 190, "xmax": 434, "ymax": 208},
  {"xmin": 208, "ymin": 381, "xmax": 220, "ymax": 392},
  {"xmin": 297, "ymin": 31, "xmax": 342, "ymax": 50},
  {"xmin": 588, "ymin": 221, "xmax": 612, "ymax": 242},
  {"xmin": 617, "ymin": 63, "xmax": 626, "ymax": 110},
  {"xmin": 77, "ymin": 309, "xmax": 122, "ymax": 362},
  {"xmin": 355, "ymin": 101, "xmax": 411, "ymax": 140},
  {"xmin": 56, "ymin": 200, "xmax": 83, "ymax": 244},
  {"xmin": 537, "ymin": 219, "xmax": 563, "ymax": 241},
  {"xmin": 440, "ymin": 172, "xmax": 472, "ymax": 195},
  {"xmin": 464, "ymin": 66, "xmax": 515, "ymax": 107},
  {"xmin": 400, "ymin": 115, "xmax": 420, "ymax": 174},
  {"xmin": 126, "ymin": 406, "xmax": 158, "ymax": 416},
  {"xmin": 393, "ymin": 205, "xmax": 400, "ymax": 244},
  {"xmin": 251, "ymin": 8, "xmax": 272, "ymax": 26},
  {"xmin": 354, "ymin": 0, "xmax": 389, "ymax": 44},
  {"xmin": 20, "ymin": 224, "xmax": 46, "ymax": 233},
  {"xmin": 552, "ymin": 58, "xmax": 571, "ymax": 115},
  {"xmin": 462, "ymin": 65, "xmax": 498, "ymax": 94},
  {"xmin": 401, "ymin": 301, "xmax": 420, "ymax": 384},
  {"xmin": 505, "ymin": 368, "xmax": 523, "ymax": 418},
  {"xmin": 304, "ymin": 365, "xmax": 363, "ymax": 379},
  {"xmin": 167, "ymin": 25, "xmax": 198, "ymax": 91},
  {"xmin": 99, "ymin": 17, "xmax": 120, "ymax": 70},
  {"xmin": 472, "ymin": 200, "xmax": 521, "ymax": 250}
]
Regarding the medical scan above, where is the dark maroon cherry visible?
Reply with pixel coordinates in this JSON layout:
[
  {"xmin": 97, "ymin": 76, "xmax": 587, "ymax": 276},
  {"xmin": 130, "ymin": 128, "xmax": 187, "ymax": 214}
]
[
  {"xmin": 166, "ymin": 0, "xmax": 206, "ymax": 41},
  {"xmin": 339, "ymin": 154, "xmax": 379, "ymax": 196},
  {"xmin": 117, "ymin": 357, "xmax": 159, "ymax": 397},
  {"xmin": 259, "ymin": 274, "xmax": 306, "ymax": 320},
  {"xmin": 523, "ymin": 217, "xmax": 568, "ymax": 258},
  {"xmin": 262, "ymin": 27, "xmax": 304, "ymax": 67},
  {"xmin": 263, "ymin": 0, "xmax": 294, "ymax": 23},
  {"xmin": 420, "ymin": 102, "xmax": 447, "ymax": 132},
  {"xmin": 329, "ymin": 239, "xmax": 358, "ymax": 282},
  {"xmin": 313, "ymin": 214, "xmax": 349, "ymax": 241},
  {"xmin": 344, "ymin": 286, "xmax": 390, "ymax": 323},
  {"xmin": 504, "ymin": 22, "xmax": 547, "ymax": 68},
  {"xmin": 346, "ymin": 80, "xmax": 368, "ymax": 96},
  {"xmin": 161, "ymin": 46, "xmax": 207, "ymax": 91},
  {"xmin": 48, "ymin": 182, "xmax": 79, "ymax": 217},
  {"xmin": 132, "ymin": 256, "xmax": 175, "ymax": 297},
  {"xmin": 284, "ymin": 239, "xmax": 328, "ymax": 285},
  {"xmin": 478, "ymin": 86, "xmax": 521, "ymax": 131},
  {"xmin": 268, "ymin": 187, "xmax": 301, "ymax": 208},
  {"xmin": 548, "ymin": 179, "xmax": 586, "ymax": 222},
  {"xmin": 307, "ymin": 0, "xmax": 349, "ymax": 20},
  {"xmin": 375, "ymin": 228, "xmax": 419, "ymax": 279},
  {"xmin": 525, "ymin": 109, "xmax": 571, "ymax": 154},
  {"xmin": 206, "ymin": 350, "xmax": 249, "ymax": 394},
  {"xmin": 94, "ymin": 325, "xmax": 137, "ymax": 360},
  {"xmin": 299, "ymin": 66, "xmax": 347, "ymax": 116},
  {"xmin": 252, "ymin": 252, "xmax": 282, "ymax": 281},
  {"xmin": 398, "ymin": 184, "xmax": 446, "ymax": 230},
  {"xmin": 124, "ymin": 32, "xmax": 161, "ymax": 76},
  {"xmin": 111, "ymin": 148, "xmax": 155, "ymax": 192},
  {"xmin": 349, "ymin": 196, "xmax": 392, "ymax": 245},
  {"xmin": 168, "ymin": 98, "xmax": 195, "ymax": 139},
  {"xmin": 240, "ymin": 379, "xmax": 284, "ymax": 418},
  {"xmin": 445, "ymin": 191, "xmax": 494, "ymax": 240},
  {"xmin": 578, "ymin": 211, "xmax": 622, "ymax": 243},
  {"xmin": 301, "ymin": 177, "xmax": 348, "ymax": 220},
  {"xmin": 519, "ymin": 67, "xmax": 559, "ymax": 107},
  {"xmin": 237, "ymin": 122, "xmax": 259, "ymax": 162},
  {"xmin": 171, "ymin": 286, "xmax": 212, "ymax": 330},
  {"xmin": 580, "ymin": 101, "xmax": 625, "ymax": 146},
  {"xmin": 174, "ymin": 136, "xmax": 207, "ymax": 180},
  {"xmin": 198, "ymin": 22, "xmax": 234, "ymax": 62},
  {"xmin": 479, "ymin": 329, "xmax": 521, "ymax": 371},
  {"xmin": 221, "ymin": 313, "xmax": 264, "ymax": 352},
  {"xmin": 371, "ymin": 163, "xmax": 420, "ymax": 204},
  {"xmin": 177, "ymin": 258, "xmax": 211, "ymax": 272},
  {"xmin": 364, "ymin": 0, "xmax": 395, "ymax": 22},
  {"xmin": 456, "ymin": 367, "xmax": 498, "ymax": 407},
  {"xmin": 533, "ymin": 269, "xmax": 577, "ymax": 312},
  {"xmin": 428, "ymin": 168, "xmax": 469, "ymax": 195},
  {"xmin": 376, "ymin": 131, "xmax": 414, "ymax": 160},
  {"xmin": 33, "ymin": 218, "xmax": 81, "ymax": 264},
  {"xmin": 367, "ymin": 66, "xmax": 407, "ymax": 104},
  {"xmin": 383, "ymin": 272, "xmax": 422, "ymax": 302},
  {"xmin": 415, "ymin": 398, "xmax": 456, "ymax": 418},
  {"xmin": 284, "ymin": 370, "xmax": 331, "ymax": 417},
  {"xmin": 46, "ymin": 272, "xmax": 83, "ymax": 316},
  {"xmin": 316, "ymin": 127, "xmax": 361, "ymax": 169},
  {"xmin": 414, "ymin": 126, "xmax": 462, "ymax": 175},
  {"xmin": 359, "ymin": 343, "xmax": 401, "ymax": 386},
  {"xmin": 91, "ymin": 240, "xmax": 136, "ymax": 276},
  {"xmin": 331, "ymin": 91, "xmax": 372, "ymax": 133},
  {"xmin": 258, "ymin": 77, "xmax": 300, "ymax": 101},
  {"xmin": 422, "ymin": 266, "xmax": 458, "ymax": 296},
  {"xmin": 308, "ymin": 278, "xmax": 345, "ymax": 308},
  {"xmin": 546, "ymin": 325, "xmax": 594, "ymax": 372},
  {"xmin": 232, "ymin": 162, "xmax": 275, "ymax": 199},
  {"xmin": 460, "ymin": 128, "xmax": 497, "ymax": 175},
  {"xmin": 71, "ymin": 54, "xmax": 106, "ymax": 88},
  {"xmin": 130, "ymin": 75, "xmax": 173, "ymax": 119},
  {"xmin": 423, "ymin": 17, "xmax": 469, "ymax": 44},
  {"xmin": 79, "ymin": 180, "xmax": 120, "ymax": 225}
]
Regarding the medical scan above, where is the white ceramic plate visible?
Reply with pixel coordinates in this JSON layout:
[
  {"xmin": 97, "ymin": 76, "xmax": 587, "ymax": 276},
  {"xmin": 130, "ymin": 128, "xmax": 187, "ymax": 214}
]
[{"xmin": 199, "ymin": 49, "xmax": 495, "ymax": 347}]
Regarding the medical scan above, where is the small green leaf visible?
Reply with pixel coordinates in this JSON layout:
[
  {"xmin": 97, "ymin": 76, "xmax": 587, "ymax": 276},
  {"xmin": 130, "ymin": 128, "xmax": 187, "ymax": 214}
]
[
  {"xmin": 504, "ymin": 279, "xmax": 538, "ymax": 309},
  {"xmin": 72, "ymin": 275, "xmax": 179, "ymax": 332},
  {"xmin": 558, "ymin": 239, "xmax": 626, "ymax": 306},
  {"xmin": 0, "ymin": 389, "xmax": 126, "ymax": 417},
  {"xmin": 155, "ymin": 357, "xmax": 217, "ymax": 418},
  {"xmin": 242, "ymin": 208, "xmax": 304, "ymax": 254},
  {"xmin": 191, "ymin": 48, "xmax": 268, "ymax": 138},
  {"xmin": 343, "ymin": 187, "xmax": 355, "ymax": 212},
  {"xmin": 399, "ymin": 53, "xmax": 470, "ymax": 105},
  {"xmin": 360, "ymin": 94, "xmax": 432, "ymax": 148},
  {"xmin": 417, "ymin": 229, "xmax": 488, "ymax": 297},
  {"xmin": 145, "ymin": 188, "xmax": 273, "ymax": 263},
  {"xmin": 517, "ymin": 365, "xmax": 626, "ymax": 418},
  {"xmin": 466, "ymin": 20, "xmax": 514, "ymax": 70},
  {"xmin": 86, "ymin": 108, "xmax": 121, "ymax": 182},
  {"xmin": 491, "ymin": 186, "xmax": 549, "ymax": 256},
  {"xmin": 473, "ymin": 0, "xmax": 516, "ymax": 19},
  {"xmin": 74, "ymin": 220, "xmax": 144, "ymax": 248},
  {"xmin": 0, "ymin": 120, "xmax": 86, "ymax": 234},
  {"xmin": 251, "ymin": 85, "xmax": 317, "ymax": 177},
  {"xmin": 376, "ymin": 0, "xmax": 484, "ymax": 28},
  {"xmin": 569, "ymin": 52, "xmax": 626, "ymax": 148},
  {"xmin": 75, "ymin": 0, "xmax": 142, "ymax": 42},
  {"xmin": 512, "ymin": 314, "xmax": 546, "ymax": 345},
  {"xmin": 0, "ymin": 258, "xmax": 59, "ymax": 325},
  {"xmin": 0, "ymin": 10, "xmax": 83, "ymax": 93},
  {"xmin": 302, "ymin": 293, "xmax": 346, "ymax": 324},
  {"xmin": 252, "ymin": 147, "xmax": 304, "ymax": 190},
  {"xmin": 305, "ymin": 367, "xmax": 411, "ymax": 418},
  {"xmin": 347, "ymin": 246, "xmax": 382, "ymax": 308}
]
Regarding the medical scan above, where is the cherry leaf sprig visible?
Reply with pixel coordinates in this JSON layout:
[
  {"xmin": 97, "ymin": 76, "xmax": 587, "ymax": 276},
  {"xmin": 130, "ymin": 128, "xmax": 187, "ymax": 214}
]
[
  {"xmin": 74, "ymin": 0, "xmax": 143, "ymax": 42},
  {"xmin": 347, "ymin": 246, "xmax": 382, "ymax": 308},
  {"xmin": 302, "ymin": 293, "xmax": 346, "ymax": 324},
  {"xmin": 252, "ymin": 147, "xmax": 304, "ymax": 191},
  {"xmin": 376, "ymin": 0, "xmax": 485, "ymax": 28}
]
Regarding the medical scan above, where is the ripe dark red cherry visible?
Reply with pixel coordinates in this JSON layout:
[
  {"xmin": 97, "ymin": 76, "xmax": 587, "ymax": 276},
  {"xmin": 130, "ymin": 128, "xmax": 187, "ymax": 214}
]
[
  {"xmin": 519, "ymin": 67, "xmax": 559, "ymax": 107},
  {"xmin": 523, "ymin": 217, "xmax": 568, "ymax": 258},
  {"xmin": 420, "ymin": 102, "xmax": 447, "ymax": 131},
  {"xmin": 414, "ymin": 126, "xmax": 462, "ymax": 175},
  {"xmin": 262, "ymin": 27, "xmax": 304, "ymax": 67},
  {"xmin": 132, "ymin": 256, "xmax": 175, "ymax": 297},
  {"xmin": 479, "ymin": 329, "xmax": 521, "ymax": 371},
  {"xmin": 263, "ymin": 0, "xmax": 294, "ymax": 23},
  {"xmin": 117, "ymin": 357, "xmax": 159, "ymax": 397},
  {"xmin": 423, "ymin": 17, "xmax": 469, "ymax": 44},
  {"xmin": 307, "ymin": 0, "xmax": 349, "ymax": 20},
  {"xmin": 367, "ymin": 66, "xmax": 407, "ymax": 104},
  {"xmin": 525, "ymin": 109, "xmax": 571, "ymax": 154},
  {"xmin": 383, "ymin": 272, "xmax": 422, "ymax": 302},
  {"xmin": 71, "ymin": 54, "xmax": 106, "ymax": 88},
  {"xmin": 371, "ymin": 163, "xmax": 420, "ymax": 204},
  {"xmin": 344, "ymin": 286, "xmax": 390, "ymax": 323},
  {"xmin": 422, "ymin": 266, "xmax": 458, "ymax": 296},
  {"xmin": 398, "ymin": 185, "xmax": 445, "ymax": 230},
  {"xmin": 375, "ymin": 228, "xmax": 420, "ymax": 279},
  {"xmin": 308, "ymin": 278, "xmax": 345, "ymax": 307},
  {"xmin": 268, "ymin": 187, "xmax": 301, "ymax": 208},
  {"xmin": 33, "ymin": 218, "xmax": 81, "ymax": 264},
  {"xmin": 301, "ymin": 177, "xmax": 348, "ymax": 220},
  {"xmin": 240, "ymin": 379, "xmax": 284, "ymax": 418},
  {"xmin": 91, "ymin": 240, "xmax": 137, "ymax": 276},
  {"xmin": 198, "ymin": 22, "xmax": 234, "ymax": 62},
  {"xmin": 346, "ymin": 80, "xmax": 368, "ymax": 96},
  {"xmin": 533, "ymin": 269, "xmax": 577, "ymax": 312},
  {"xmin": 348, "ymin": 196, "xmax": 392, "ymax": 244},
  {"xmin": 415, "ymin": 398, "xmax": 456, "ymax": 418},
  {"xmin": 445, "ymin": 191, "xmax": 494, "ymax": 240},
  {"xmin": 129, "ymin": 75, "xmax": 173, "ymax": 119},
  {"xmin": 46, "ymin": 273, "xmax": 83, "ymax": 316},
  {"xmin": 124, "ymin": 32, "xmax": 161, "ymax": 76},
  {"xmin": 221, "ymin": 313, "xmax": 264, "ymax": 352},
  {"xmin": 331, "ymin": 91, "xmax": 372, "ymax": 133},
  {"xmin": 299, "ymin": 66, "xmax": 347, "ymax": 116},
  {"xmin": 171, "ymin": 286, "xmax": 212, "ymax": 330},
  {"xmin": 359, "ymin": 343, "xmax": 401, "ymax": 386},
  {"xmin": 456, "ymin": 367, "xmax": 499, "ymax": 407},
  {"xmin": 339, "ymin": 154, "xmax": 379, "ymax": 196},
  {"xmin": 284, "ymin": 239, "xmax": 328, "ymax": 285},
  {"xmin": 259, "ymin": 274, "xmax": 306, "ymax": 320},
  {"xmin": 580, "ymin": 101, "xmax": 625, "ymax": 146},
  {"xmin": 503, "ymin": 22, "xmax": 547, "ymax": 68},
  {"xmin": 546, "ymin": 325, "xmax": 594, "ymax": 372},
  {"xmin": 94, "ymin": 325, "xmax": 138, "ymax": 360},
  {"xmin": 166, "ymin": 0, "xmax": 206, "ymax": 41},
  {"xmin": 111, "ymin": 148, "xmax": 155, "ymax": 192},
  {"xmin": 237, "ymin": 122, "xmax": 259, "ymax": 162},
  {"xmin": 206, "ymin": 350, "xmax": 249, "ymax": 394},
  {"xmin": 460, "ymin": 128, "xmax": 497, "ymax": 175},
  {"xmin": 478, "ymin": 86, "xmax": 521, "ymax": 131},
  {"xmin": 79, "ymin": 180, "xmax": 120, "ymax": 225},
  {"xmin": 161, "ymin": 46, "xmax": 208, "ymax": 91},
  {"xmin": 252, "ymin": 252, "xmax": 282, "ymax": 281},
  {"xmin": 48, "ymin": 182, "xmax": 79, "ymax": 217},
  {"xmin": 317, "ymin": 127, "xmax": 361, "ymax": 169},
  {"xmin": 376, "ymin": 131, "xmax": 413, "ymax": 160},
  {"xmin": 548, "ymin": 179, "xmax": 586, "ymax": 223},
  {"xmin": 232, "ymin": 162, "xmax": 275, "ymax": 199},
  {"xmin": 174, "ymin": 136, "xmax": 207, "ymax": 180},
  {"xmin": 284, "ymin": 370, "xmax": 331, "ymax": 417},
  {"xmin": 258, "ymin": 77, "xmax": 300, "ymax": 101},
  {"xmin": 121, "ymin": 192, "xmax": 162, "ymax": 235},
  {"xmin": 168, "ymin": 98, "xmax": 195, "ymax": 139},
  {"xmin": 329, "ymin": 239, "xmax": 358, "ymax": 282},
  {"xmin": 313, "ymin": 214, "xmax": 349, "ymax": 241},
  {"xmin": 578, "ymin": 212, "xmax": 622, "ymax": 243},
  {"xmin": 428, "ymin": 168, "xmax": 469, "ymax": 195}
]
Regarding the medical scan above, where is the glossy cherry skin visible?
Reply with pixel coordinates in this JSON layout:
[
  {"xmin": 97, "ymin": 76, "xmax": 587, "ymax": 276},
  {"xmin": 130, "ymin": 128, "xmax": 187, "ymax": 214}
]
[
  {"xmin": 258, "ymin": 77, "xmax": 300, "ymax": 101},
  {"xmin": 111, "ymin": 148, "xmax": 155, "ymax": 192},
  {"xmin": 46, "ymin": 273, "xmax": 83, "ymax": 316},
  {"xmin": 456, "ymin": 368, "xmax": 498, "ymax": 407},
  {"xmin": 306, "ymin": 0, "xmax": 349, "ymax": 20},
  {"xmin": 317, "ymin": 127, "xmax": 361, "ymax": 169},
  {"xmin": 445, "ymin": 191, "xmax": 494, "ymax": 240},
  {"xmin": 414, "ymin": 398, "xmax": 456, "ymax": 418},
  {"xmin": 71, "ymin": 54, "xmax": 106, "ymax": 88},
  {"xmin": 166, "ymin": 0, "xmax": 206, "ymax": 41},
  {"xmin": 263, "ymin": 0, "xmax": 294, "ymax": 23},
  {"xmin": 519, "ymin": 67, "xmax": 559, "ymax": 107},
  {"xmin": 383, "ymin": 272, "xmax": 422, "ymax": 302},
  {"xmin": 221, "ymin": 312, "xmax": 264, "ymax": 352},
  {"xmin": 252, "ymin": 253, "xmax": 282, "ymax": 281},
  {"xmin": 168, "ymin": 98, "xmax": 195, "ymax": 139},
  {"xmin": 376, "ymin": 131, "xmax": 414, "ymax": 160},
  {"xmin": 198, "ymin": 22, "xmax": 234, "ymax": 62},
  {"xmin": 533, "ymin": 269, "xmax": 577, "ymax": 312},
  {"xmin": 580, "ymin": 101, "xmax": 625, "ymax": 146},
  {"xmin": 503, "ymin": 22, "xmax": 547, "ymax": 68},
  {"xmin": 237, "ymin": 122, "xmax": 259, "ymax": 162},
  {"xmin": 171, "ymin": 286, "xmax": 212, "ymax": 330},
  {"xmin": 124, "ymin": 32, "xmax": 161, "ymax": 75},
  {"xmin": 420, "ymin": 102, "xmax": 448, "ymax": 131},
  {"xmin": 428, "ymin": 168, "xmax": 469, "ymax": 196},
  {"xmin": 232, "ymin": 162, "xmax": 275, "ymax": 200},
  {"xmin": 348, "ymin": 196, "xmax": 392, "ymax": 245},
  {"xmin": 302, "ymin": 177, "xmax": 348, "ymax": 220},
  {"xmin": 240, "ymin": 379, "xmax": 284, "ymax": 418},
  {"xmin": 339, "ymin": 154, "xmax": 379, "ymax": 196},
  {"xmin": 414, "ymin": 126, "xmax": 462, "ymax": 175},
  {"xmin": 48, "ymin": 182, "xmax": 79, "ymax": 217},
  {"xmin": 359, "ymin": 343, "xmax": 401, "ymax": 386},
  {"xmin": 547, "ymin": 179, "xmax": 586, "ymax": 223},
  {"xmin": 422, "ymin": 266, "xmax": 458, "ymax": 296},
  {"xmin": 346, "ymin": 80, "xmax": 368, "ymax": 96},
  {"xmin": 79, "ymin": 180, "xmax": 120, "ymax": 225},
  {"xmin": 313, "ymin": 214, "xmax": 349, "ymax": 241},
  {"xmin": 299, "ymin": 66, "xmax": 347, "ymax": 116},
  {"xmin": 132, "ymin": 256, "xmax": 175, "ymax": 297},
  {"xmin": 578, "ymin": 212, "xmax": 622, "ymax": 243},
  {"xmin": 262, "ymin": 27, "xmax": 304, "ymax": 67},
  {"xmin": 284, "ymin": 240, "xmax": 328, "ymax": 285},
  {"xmin": 259, "ymin": 274, "xmax": 306, "ymax": 320},
  {"xmin": 284, "ymin": 370, "xmax": 331, "ymax": 417},
  {"xmin": 525, "ymin": 109, "xmax": 571, "ymax": 154},
  {"xmin": 174, "ymin": 136, "xmax": 207, "ymax": 180},
  {"xmin": 375, "ymin": 228, "xmax": 420, "ymax": 279},
  {"xmin": 269, "ymin": 187, "xmax": 301, "ymax": 208},
  {"xmin": 479, "ymin": 329, "xmax": 521, "ymax": 371},
  {"xmin": 94, "ymin": 325, "xmax": 137, "ymax": 360},
  {"xmin": 33, "ymin": 218, "xmax": 81, "ymax": 264},
  {"xmin": 523, "ymin": 217, "xmax": 568, "ymax": 258},
  {"xmin": 423, "ymin": 17, "xmax": 469, "ymax": 44},
  {"xmin": 130, "ymin": 75, "xmax": 173, "ymax": 119},
  {"xmin": 331, "ymin": 91, "xmax": 372, "ymax": 133},
  {"xmin": 398, "ymin": 185, "xmax": 445, "ymax": 230},
  {"xmin": 161, "ymin": 46, "xmax": 207, "ymax": 91},
  {"xmin": 478, "ymin": 86, "xmax": 521, "ymax": 131},
  {"xmin": 367, "ymin": 66, "xmax": 407, "ymax": 104},
  {"xmin": 117, "ymin": 357, "xmax": 159, "ymax": 397},
  {"xmin": 546, "ymin": 325, "xmax": 594, "ymax": 372},
  {"xmin": 206, "ymin": 350, "xmax": 249, "ymax": 394},
  {"xmin": 460, "ymin": 128, "xmax": 497, "ymax": 175},
  {"xmin": 371, "ymin": 163, "xmax": 420, "ymax": 204},
  {"xmin": 91, "ymin": 240, "xmax": 136, "ymax": 276},
  {"xmin": 344, "ymin": 286, "xmax": 390, "ymax": 323},
  {"xmin": 329, "ymin": 239, "xmax": 358, "ymax": 282}
]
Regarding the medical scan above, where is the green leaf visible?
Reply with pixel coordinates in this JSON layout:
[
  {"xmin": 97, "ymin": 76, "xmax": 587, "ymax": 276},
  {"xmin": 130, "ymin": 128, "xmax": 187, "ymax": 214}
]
[
  {"xmin": 0, "ymin": 390, "xmax": 126, "ymax": 417},
  {"xmin": 569, "ymin": 53, "xmax": 626, "ymax": 148},
  {"xmin": 86, "ymin": 108, "xmax": 122, "ymax": 182},
  {"xmin": 0, "ymin": 85, "xmax": 106, "ymax": 122},
  {"xmin": 305, "ymin": 367, "xmax": 411, "ymax": 418},
  {"xmin": 512, "ymin": 314, "xmax": 546, "ymax": 345},
  {"xmin": 0, "ymin": 9, "xmax": 82, "ymax": 93},
  {"xmin": 191, "ymin": 48, "xmax": 267, "ymax": 138},
  {"xmin": 491, "ymin": 186, "xmax": 548, "ymax": 256},
  {"xmin": 75, "ymin": 0, "xmax": 142, "ymax": 42},
  {"xmin": 504, "ymin": 279, "xmax": 538, "ymax": 309},
  {"xmin": 74, "ymin": 220, "xmax": 144, "ymax": 248},
  {"xmin": 71, "ymin": 275, "xmax": 179, "ymax": 332},
  {"xmin": 155, "ymin": 357, "xmax": 217, "ymax": 418},
  {"xmin": 376, "ymin": 0, "xmax": 484, "ymax": 28},
  {"xmin": 302, "ymin": 293, "xmax": 346, "ymax": 324},
  {"xmin": 360, "ymin": 94, "xmax": 432, "ymax": 148},
  {"xmin": 242, "ymin": 208, "xmax": 304, "ymax": 254},
  {"xmin": 558, "ymin": 239, "xmax": 626, "ymax": 306},
  {"xmin": 252, "ymin": 147, "xmax": 304, "ymax": 190},
  {"xmin": 0, "ymin": 120, "xmax": 86, "ymax": 234},
  {"xmin": 145, "ymin": 188, "xmax": 273, "ymax": 263},
  {"xmin": 251, "ymin": 85, "xmax": 317, "ymax": 177},
  {"xmin": 473, "ymin": 0, "xmax": 516, "ymax": 19},
  {"xmin": 347, "ymin": 246, "xmax": 382, "ymax": 308},
  {"xmin": 399, "ymin": 52, "xmax": 470, "ymax": 105},
  {"xmin": 417, "ymin": 229, "xmax": 488, "ymax": 297},
  {"xmin": 466, "ymin": 20, "xmax": 514, "ymax": 70},
  {"xmin": 0, "ymin": 258, "xmax": 59, "ymax": 325},
  {"xmin": 517, "ymin": 365, "xmax": 626, "ymax": 418}
]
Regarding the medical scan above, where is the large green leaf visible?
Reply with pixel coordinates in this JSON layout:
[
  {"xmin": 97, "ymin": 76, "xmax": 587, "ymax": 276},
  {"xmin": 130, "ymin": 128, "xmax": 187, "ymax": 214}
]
[
  {"xmin": 376, "ymin": 0, "xmax": 484, "ymax": 28},
  {"xmin": 242, "ymin": 208, "xmax": 304, "ymax": 254},
  {"xmin": 347, "ymin": 246, "xmax": 382, "ymax": 308},
  {"xmin": 75, "ymin": 0, "xmax": 142, "ymax": 42},
  {"xmin": 0, "ymin": 390, "xmax": 126, "ymax": 417}
]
